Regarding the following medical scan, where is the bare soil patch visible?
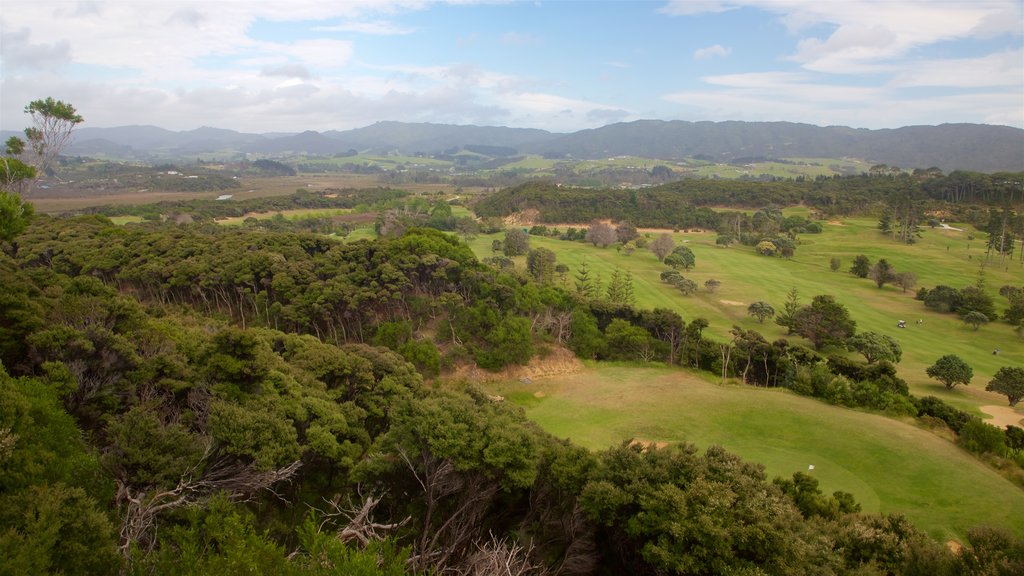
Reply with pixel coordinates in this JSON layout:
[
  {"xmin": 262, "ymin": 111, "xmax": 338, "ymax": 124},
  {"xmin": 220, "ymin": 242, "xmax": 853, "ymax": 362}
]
[
  {"xmin": 719, "ymin": 299, "xmax": 745, "ymax": 306},
  {"xmin": 628, "ymin": 438, "xmax": 670, "ymax": 452},
  {"xmin": 450, "ymin": 346, "xmax": 584, "ymax": 383},
  {"xmin": 979, "ymin": 405, "xmax": 1024, "ymax": 428}
]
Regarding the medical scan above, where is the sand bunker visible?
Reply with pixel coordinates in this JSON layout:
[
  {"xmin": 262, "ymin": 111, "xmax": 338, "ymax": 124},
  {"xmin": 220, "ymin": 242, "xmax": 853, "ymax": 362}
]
[
  {"xmin": 980, "ymin": 405, "xmax": 1024, "ymax": 428},
  {"xmin": 628, "ymin": 438, "xmax": 670, "ymax": 452},
  {"xmin": 720, "ymin": 300, "xmax": 745, "ymax": 306}
]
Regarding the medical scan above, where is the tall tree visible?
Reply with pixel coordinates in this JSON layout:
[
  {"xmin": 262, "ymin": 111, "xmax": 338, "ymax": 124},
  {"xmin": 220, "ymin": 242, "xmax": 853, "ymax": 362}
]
[
  {"xmin": 869, "ymin": 258, "xmax": 896, "ymax": 288},
  {"xmin": 775, "ymin": 287, "xmax": 800, "ymax": 335},
  {"xmin": 503, "ymin": 228, "xmax": 530, "ymax": 257},
  {"xmin": 7, "ymin": 98, "xmax": 83, "ymax": 193},
  {"xmin": 526, "ymin": 247, "xmax": 557, "ymax": 284},
  {"xmin": 574, "ymin": 260, "xmax": 598, "ymax": 299}
]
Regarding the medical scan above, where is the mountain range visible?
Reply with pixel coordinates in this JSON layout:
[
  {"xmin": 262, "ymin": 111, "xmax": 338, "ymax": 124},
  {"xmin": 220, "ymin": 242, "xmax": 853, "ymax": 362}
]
[{"xmin": 4, "ymin": 120, "xmax": 1022, "ymax": 173}]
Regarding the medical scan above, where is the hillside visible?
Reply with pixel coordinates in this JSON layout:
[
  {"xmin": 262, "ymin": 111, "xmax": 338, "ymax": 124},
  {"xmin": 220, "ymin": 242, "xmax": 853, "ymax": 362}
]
[{"xmin": 5, "ymin": 120, "xmax": 1019, "ymax": 172}]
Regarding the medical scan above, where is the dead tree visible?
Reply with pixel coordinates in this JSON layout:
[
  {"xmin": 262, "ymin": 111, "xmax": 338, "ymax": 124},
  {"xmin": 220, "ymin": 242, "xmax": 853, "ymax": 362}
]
[{"xmin": 115, "ymin": 445, "xmax": 300, "ymax": 560}]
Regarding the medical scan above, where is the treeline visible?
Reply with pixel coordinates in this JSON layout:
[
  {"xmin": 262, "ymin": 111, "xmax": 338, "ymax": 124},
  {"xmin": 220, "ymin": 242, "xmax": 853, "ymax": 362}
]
[
  {"xmin": 80, "ymin": 187, "xmax": 409, "ymax": 220},
  {"xmin": 474, "ymin": 171, "xmax": 1024, "ymax": 227},
  {"xmin": 4, "ymin": 216, "xmax": 1024, "ymax": 574}
]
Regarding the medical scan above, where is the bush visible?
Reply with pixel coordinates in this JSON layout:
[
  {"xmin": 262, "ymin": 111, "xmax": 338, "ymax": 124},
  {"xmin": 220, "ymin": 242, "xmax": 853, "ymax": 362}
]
[
  {"xmin": 958, "ymin": 418, "xmax": 1007, "ymax": 456},
  {"xmin": 914, "ymin": 396, "xmax": 974, "ymax": 433}
]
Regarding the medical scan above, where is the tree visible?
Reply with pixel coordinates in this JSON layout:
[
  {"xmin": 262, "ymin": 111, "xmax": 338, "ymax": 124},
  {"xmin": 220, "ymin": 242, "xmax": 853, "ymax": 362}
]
[
  {"xmin": 959, "ymin": 284, "xmax": 997, "ymax": 320},
  {"xmin": 586, "ymin": 221, "xmax": 616, "ymax": 248},
  {"xmin": 847, "ymin": 332, "xmax": 902, "ymax": 364},
  {"xmin": 868, "ymin": 258, "xmax": 896, "ymax": 288},
  {"xmin": 755, "ymin": 240, "xmax": 777, "ymax": 256},
  {"xmin": 924, "ymin": 285, "xmax": 962, "ymax": 313},
  {"xmin": 704, "ymin": 279, "xmax": 720, "ymax": 293},
  {"xmin": 926, "ymin": 354, "xmax": 973, "ymax": 389},
  {"xmin": 775, "ymin": 287, "xmax": 800, "ymax": 335},
  {"xmin": 793, "ymin": 295, "xmax": 856, "ymax": 350},
  {"xmin": 962, "ymin": 311, "xmax": 989, "ymax": 331},
  {"xmin": 7, "ymin": 98, "xmax": 83, "ymax": 192},
  {"xmin": 605, "ymin": 269, "xmax": 635, "ymax": 306},
  {"xmin": 895, "ymin": 271, "xmax": 918, "ymax": 293},
  {"xmin": 850, "ymin": 255, "xmax": 871, "ymax": 278},
  {"xmin": 829, "ymin": 257, "xmax": 841, "ymax": 272},
  {"xmin": 747, "ymin": 301, "xmax": 775, "ymax": 323},
  {"xmin": 664, "ymin": 245, "xmax": 695, "ymax": 270},
  {"xmin": 574, "ymin": 260, "xmax": 598, "ymax": 299},
  {"xmin": 986, "ymin": 367, "xmax": 1024, "ymax": 406},
  {"xmin": 1, "ymin": 155, "xmax": 36, "ymax": 196},
  {"xmin": 674, "ymin": 277, "xmax": 698, "ymax": 296},
  {"xmin": 526, "ymin": 247, "xmax": 557, "ymax": 284},
  {"xmin": 649, "ymin": 233, "xmax": 675, "ymax": 261},
  {"xmin": 615, "ymin": 220, "xmax": 638, "ymax": 244},
  {"xmin": 502, "ymin": 229, "xmax": 529, "ymax": 257},
  {"xmin": 0, "ymin": 190, "xmax": 35, "ymax": 243}
]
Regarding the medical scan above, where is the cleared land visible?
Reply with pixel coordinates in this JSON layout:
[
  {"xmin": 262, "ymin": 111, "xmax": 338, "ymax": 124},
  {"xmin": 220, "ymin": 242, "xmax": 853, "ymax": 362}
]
[
  {"xmin": 489, "ymin": 364, "xmax": 1024, "ymax": 542},
  {"xmin": 467, "ymin": 215, "xmax": 1023, "ymax": 418}
]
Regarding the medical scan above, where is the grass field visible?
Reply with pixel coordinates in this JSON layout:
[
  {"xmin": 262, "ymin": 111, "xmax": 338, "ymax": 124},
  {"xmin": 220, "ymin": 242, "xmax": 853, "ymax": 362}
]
[
  {"xmin": 487, "ymin": 364, "xmax": 1024, "ymax": 542},
  {"xmin": 213, "ymin": 207, "xmax": 356, "ymax": 226},
  {"xmin": 467, "ymin": 216, "xmax": 1024, "ymax": 418}
]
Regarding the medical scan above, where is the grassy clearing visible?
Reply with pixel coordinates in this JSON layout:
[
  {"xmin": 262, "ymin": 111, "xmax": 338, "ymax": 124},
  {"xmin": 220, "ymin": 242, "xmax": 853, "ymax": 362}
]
[
  {"xmin": 489, "ymin": 364, "xmax": 1024, "ymax": 541},
  {"xmin": 466, "ymin": 216, "xmax": 1024, "ymax": 418},
  {"xmin": 213, "ymin": 207, "xmax": 355, "ymax": 226}
]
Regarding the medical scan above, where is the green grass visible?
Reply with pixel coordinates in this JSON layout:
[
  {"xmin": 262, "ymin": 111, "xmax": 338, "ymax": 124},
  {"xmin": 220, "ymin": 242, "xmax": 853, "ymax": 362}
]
[
  {"xmin": 489, "ymin": 364, "xmax": 1024, "ymax": 542},
  {"xmin": 467, "ymin": 216, "xmax": 1024, "ymax": 417},
  {"xmin": 214, "ymin": 207, "xmax": 354, "ymax": 226},
  {"xmin": 108, "ymin": 215, "xmax": 145, "ymax": 225}
]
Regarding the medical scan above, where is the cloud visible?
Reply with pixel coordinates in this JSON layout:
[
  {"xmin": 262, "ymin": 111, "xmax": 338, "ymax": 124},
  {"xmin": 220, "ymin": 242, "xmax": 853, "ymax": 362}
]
[
  {"xmin": 313, "ymin": 20, "xmax": 416, "ymax": 35},
  {"xmin": 889, "ymin": 49, "xmax": 1024, "ymax": 88},
  {"xmin": 661, "ymin": 1, "xmax": 1023, "ymax": 74},
  {"xmin": 663, "ymin": 71, "xmax": 1023, "ymax": 129},
  {"xmin": 261, "ymin": 64, "xmax": 313, "ymax": 79},
  {"xmin": 0, "ymin": 27, "xmax": 72, "ymax": 70},
  {"xmin": 281, "ymin": 39, "xmax": 354, "ymax": 70},
  {"xmin": 693, "ymin": 44, "xmax": 731, "ymax": 60},
  {"xmin": 659, "ymin": 1, "xmax": 738, "ymax": 16}
]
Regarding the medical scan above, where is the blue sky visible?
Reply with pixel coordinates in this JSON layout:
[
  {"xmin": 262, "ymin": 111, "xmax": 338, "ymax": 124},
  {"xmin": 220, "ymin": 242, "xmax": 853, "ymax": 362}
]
[{"xmin": 1, "ymin": 1, "xmax": 1021, "ymax": 133}]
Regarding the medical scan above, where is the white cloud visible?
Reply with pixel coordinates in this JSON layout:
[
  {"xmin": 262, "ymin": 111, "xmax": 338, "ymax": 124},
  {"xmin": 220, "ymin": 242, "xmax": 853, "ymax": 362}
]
[
  {"xmin": 659, "ymin": 1, "xmax": 737, "ymax": 16},
  {"xmin": 261, "ymin": 64, "xmax": 314, "ymax": 79},
  {"xmin": 280, "ymin": 39, "xmax": 354, "ymax": 70},
  {"xmin": 0, "ymin": 26, "xmax": 71, "ymax": 70},
  {"xmin": 693, "ymin": 44, "xmax": 731, "ymax": 60},
  {"xmin": 663, "ymin": 72, "xmax": 1023, "ymax": 129},
  {"xmin": 662, "ymin": 1, "xmax": 1023, "ymax": 74},
  {"xmin": 889, "ymin": 49, "xmax": 1024, "ymax": 88},
  {"xmin": 313, "ymin": 21, "xmax": 416, "ymax": 35}
]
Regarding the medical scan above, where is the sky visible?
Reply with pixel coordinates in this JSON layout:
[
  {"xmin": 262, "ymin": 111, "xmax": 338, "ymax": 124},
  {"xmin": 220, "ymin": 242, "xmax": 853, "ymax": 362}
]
[{"xmin": 1, "ymin": 0, "xmax": 1022, "ymax": 134}]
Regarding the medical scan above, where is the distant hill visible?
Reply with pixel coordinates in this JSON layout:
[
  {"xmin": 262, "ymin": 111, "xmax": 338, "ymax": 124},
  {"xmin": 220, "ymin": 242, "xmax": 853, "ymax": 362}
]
[
  {"xmin": 320, "ymin": 121, "xmax": 559, "ymax": 155},
  {"xmin": 520, "ymin": 120, "xmax": 1024, "ymax": 173},
  {"xmin": 5, "ymin": 119, "xmax": 1021, "ymax": 172}
]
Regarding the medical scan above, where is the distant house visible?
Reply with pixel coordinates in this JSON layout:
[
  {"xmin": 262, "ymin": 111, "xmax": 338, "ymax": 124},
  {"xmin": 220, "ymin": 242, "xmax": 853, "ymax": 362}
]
[{"xmin": 216, "ymin": 194, "xmax": 233, "ymax": 201}]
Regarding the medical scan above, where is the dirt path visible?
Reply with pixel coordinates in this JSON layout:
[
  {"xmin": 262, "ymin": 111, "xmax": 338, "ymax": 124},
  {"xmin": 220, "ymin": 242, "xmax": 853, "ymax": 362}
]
[{"xmin": 980, "ymin": 405, "xmax": 1024, "ymax": 428}]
